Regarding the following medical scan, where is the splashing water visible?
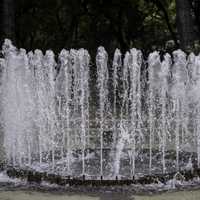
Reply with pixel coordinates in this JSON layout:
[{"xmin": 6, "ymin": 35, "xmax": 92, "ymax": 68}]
[{"xmin": 1, "ymin": 39, "xmax": 200, "ymax": 179}]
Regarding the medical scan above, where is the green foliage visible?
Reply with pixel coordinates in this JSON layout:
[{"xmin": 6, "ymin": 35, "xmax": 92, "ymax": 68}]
[{"xmin": 13, "ymin": 0, "xmax": 177, "ymax": 55}]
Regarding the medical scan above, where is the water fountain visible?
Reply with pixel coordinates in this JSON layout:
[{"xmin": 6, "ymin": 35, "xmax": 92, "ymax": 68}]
[{"xmin": 1, "ymin": 39, "xmax": 200, "ymax": 181}]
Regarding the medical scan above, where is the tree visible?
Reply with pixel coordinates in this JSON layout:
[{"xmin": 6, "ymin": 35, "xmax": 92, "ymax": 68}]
[
  {"xmin": 176, "ymin": 0, "xmax": 196, "ymax": 50},
  {"xmin": 0, "ymin": 0, "xmax": 16, "ymax": 43},
  {"xmin": 149, "ymin": 0, "xmax": 178, "ymax": 47},
  {"xmin": 3, "ymin": 0, "xmax": 199, "ymax": 54}
]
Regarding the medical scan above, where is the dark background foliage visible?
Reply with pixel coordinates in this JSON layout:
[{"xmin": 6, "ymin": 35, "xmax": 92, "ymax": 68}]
[{"xmin": 0, "ymin": 0, "xmax": 200, "ymax": 56}]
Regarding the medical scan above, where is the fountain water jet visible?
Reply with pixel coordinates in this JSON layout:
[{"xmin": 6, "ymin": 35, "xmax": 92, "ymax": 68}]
[{"xmin": 1, "ymin": 39, "xmax": 200, "ymax": 180}]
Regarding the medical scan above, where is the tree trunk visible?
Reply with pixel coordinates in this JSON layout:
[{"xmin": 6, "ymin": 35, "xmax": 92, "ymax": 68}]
[
  {"xmin": 176, "ymin": 0, "xmax": 195, "ymax": 50},
  {"xmin": 193, "ymin": 0, "xmax": 200, "ymax": 34},
  {"xmin": 0, "ymin": 0, "xmax": 15, "ymax": 44}
]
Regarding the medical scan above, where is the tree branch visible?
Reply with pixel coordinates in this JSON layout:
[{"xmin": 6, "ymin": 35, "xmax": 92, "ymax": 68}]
[{"xmin": 150, "ymin": 0, "xmax": 178, "ymax": 47}]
